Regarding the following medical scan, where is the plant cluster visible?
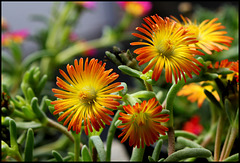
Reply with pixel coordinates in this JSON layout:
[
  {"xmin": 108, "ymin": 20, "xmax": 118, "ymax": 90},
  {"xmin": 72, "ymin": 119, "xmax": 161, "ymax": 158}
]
[{"xmin": 1, "ymin": 1, "xmax": 239, "ymax": 162}]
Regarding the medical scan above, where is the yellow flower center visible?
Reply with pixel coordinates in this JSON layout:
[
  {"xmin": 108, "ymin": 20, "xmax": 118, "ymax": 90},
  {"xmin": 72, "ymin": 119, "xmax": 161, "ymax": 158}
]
[
  {"xmin": 132, "ymin": 108, "xmax": 149, "ymax": 127},
  {"xmin": 156, "ymin": 39, "xmax": 175, "ymax": 58},
  {"xmin": 78, "ymin": 86, "xmax": 96, "ymax": 105}
]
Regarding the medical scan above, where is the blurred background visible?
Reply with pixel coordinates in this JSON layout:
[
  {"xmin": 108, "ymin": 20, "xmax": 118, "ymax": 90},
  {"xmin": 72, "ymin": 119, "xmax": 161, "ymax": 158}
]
[
  {"xmin": 2, "ymin": 1, "xmax": 239, "ymax": 161},
  {"xmin": 2, "ymin": 1, "xmax": 239, "ymax": 55}
]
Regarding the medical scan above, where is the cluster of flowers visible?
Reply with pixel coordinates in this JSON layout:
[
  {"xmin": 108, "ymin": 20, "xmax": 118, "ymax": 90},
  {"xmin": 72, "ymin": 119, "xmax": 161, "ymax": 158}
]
[{"xmin": 51, "ymin": 13, "xmax": 238, "ymax": 148}]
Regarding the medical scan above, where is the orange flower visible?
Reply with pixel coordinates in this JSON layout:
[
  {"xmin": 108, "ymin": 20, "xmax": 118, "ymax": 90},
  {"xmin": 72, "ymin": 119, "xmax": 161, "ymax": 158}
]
[
  {"xmin": 208, "ymin": 59, "xmax": 238, "ymax": 82},
  {"xmin": 118, "ymin": 98, "xmax": 169, "ymax": 148},
  {"xmin": 51, "ymin": 58, "xmax": 124, "ymax": 135},
  {"xmin": 131, "ymin": 14, "xmax": 204, "ymax": 84},
  {"xmin": 207, "ymin": 59, "xmax": 233, "ymax": 69},
  {"xmin": 171, "ymin": 15, "xmax": 234, "ymax": 55},
  {"xmin": 177, "ymin": 81, "xmax": 220, "ymax": 108}
]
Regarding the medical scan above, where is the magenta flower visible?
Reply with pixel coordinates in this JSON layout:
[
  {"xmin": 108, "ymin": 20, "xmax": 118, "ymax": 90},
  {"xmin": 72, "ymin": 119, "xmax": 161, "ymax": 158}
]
[
  {"xmin": 2, "ymin": 29, "xmax": 29, "ymax": 46},
  {"xmin": 117, "ymin": 1, "xmax": 152, "ymax": 16},
  {"xmin": 74, "ymin": 1, "xmax": 96, "ymax": 9}
]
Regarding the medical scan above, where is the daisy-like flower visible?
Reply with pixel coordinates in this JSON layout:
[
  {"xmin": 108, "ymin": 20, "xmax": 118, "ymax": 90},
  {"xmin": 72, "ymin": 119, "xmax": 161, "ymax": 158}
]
[
  {"xmin": 208, "ymin": 59, "xmax": 238, "ymax": 82},
  {"xmin": 51, "ymin": 58, "xmax": 124, "ymax": 135},
  {"xmin": 117, "ymin": 1, "xmax": 152, "ymax": 17},
  {"xmin": 117, "ymin": 98, "xmax": 169, "ymax": 148},
  {"xmin": 171, "ymin": 15, "xmax": 234, "ymax": 55},
  {"xmin": 177, "ymin": 81, "xmax": 220, "ymax": 108},
  {"xmin": 1, "ymin": 29, "xmax": 29, "ymax": 47},
  {"xmin": 131, "ymin": 14, "xmax": 204, "ymax": 83},
  {"xmin": 207, "ymin": 59, "xmax": 233, "ymax": 69}
]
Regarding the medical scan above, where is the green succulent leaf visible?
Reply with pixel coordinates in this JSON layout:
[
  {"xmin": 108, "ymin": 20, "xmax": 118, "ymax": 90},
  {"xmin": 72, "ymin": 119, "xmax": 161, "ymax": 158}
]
[
  {"xmin": 164, "ymin": 148, "xmax": 212, "ymax": 162},
  {"xmin": 52, "ymin": 150, "xmax": 64, "ymax": 162},
  {"xmin": 152, "ymin": 139, "xmax": 163, "ymax": 161},
  {"xmin": 89, "ymin": 136, "xmax": 106, "ymax": 161},
  {"xmin": 81, "ymin": 145, "xmax": 93, "ymax": 162},
  {"xmin": 24, "ymin": 128, "xmax": 34, "ymax": 162},
  {"xmin": 118, "ymin": 65, "xmax": 141, "ymax": 78}
]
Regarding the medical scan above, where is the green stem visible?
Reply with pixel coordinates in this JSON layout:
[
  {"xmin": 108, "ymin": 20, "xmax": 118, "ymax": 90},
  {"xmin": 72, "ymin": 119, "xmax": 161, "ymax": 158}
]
[
  {"xmin": 47, "ymin": 118, "xmax": 74, "ymax": 142},
  {"xmin": 199, "ymin": 122, "xmax": 217, "ymax": 147},
  {"xmin": 106, "ymin": 110, "xmax": 123, "ymax": 162},
  {"xmin": 55, "ymin": 38, "xmax": 110, "ymax": 65},
  {"xmin": 46, "ymin": 2, "xmax": 74, "ymax": 49},
  {"xmin": 130, "ymin": 145, "xmax": 146, "ymax": 162},
  {"xmin": 34, "ymin": 135, "xmax": 70, "ymax": 157},
  {"xmin": 219, "ymin": 127, "xmax": 231, "ymax": 161},
  {"xmin": 73, "ymin": 130, "xmax": 82, "ymax": 162},
  {"xmin": 214, "ymin": 114, "xmax": 224, "ymax": 161},
  {"xmin": 55, "ymin": 32, "xmax": 132, "ymax": 65},
  {"xmin": 210, "ymin": 103, "xmax": 218, "ymax": 125},
  {"xmin": 144, "ymin": 80, "xmax": 153, "ymax": 91},
  {"xmin": 164, "ymin": 79, "xmax": 185, "ymax": 156},
  {"xmin": 222, "ymin": 126, "xmax": 238, "ymax": 160},
  {"xmin": 164, "ymin": 79, "xmax": 185, "ymax": 127}
]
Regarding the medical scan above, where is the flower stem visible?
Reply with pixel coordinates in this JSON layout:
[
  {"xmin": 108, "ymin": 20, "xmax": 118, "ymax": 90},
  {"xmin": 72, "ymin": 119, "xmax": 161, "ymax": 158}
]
[
  {"xmin": 144, "ymin": 80, "xmax": 153, "ymax": 91},
  {"xmin": 47, "ymin": 118, "xmax": 74, "ymax": 142},
  {"xmin": 219, "ymin": 127, "xmax": 231, "ymax": 161},
  {"xmin": 199, "ymin": 122, "xmax": 217, "ymax": 147},
  {"xmin": 214, "ymin": 114, "xmax": 224, "ymax": 161},
  {"xmin": 73, "ymin": 131, "xmax": 82, "ymax": 162},
  {"xmin": 164, "ymin": 79, "xmax": 185, "ymax": 127},
  {"xmin": 167, "ymin": 127, "xmax": 175, "ymax": 155},
  {"xmin": 222, "ymin": 124, "xmax": 238, "ymax": 160},
  {"xmin": 106, "ymin": 110, "xmax": 123, "ymax": 161},
  {"xmin": 55, "ymin": 32, "xmax": 132, "ymax": 65},
  {"xmin": 164, "ymin": 79, "xmax": 185, "ymax": 155}
]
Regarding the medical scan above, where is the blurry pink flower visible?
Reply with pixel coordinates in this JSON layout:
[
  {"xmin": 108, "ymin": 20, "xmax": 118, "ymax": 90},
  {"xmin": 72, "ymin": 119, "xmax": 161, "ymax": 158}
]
[
  {"xmin": 2, "ymin": 29, "xmax": 29, "ymax": 46},
  {"xmin": 182, "ymin": 115, "xmax": 203, "ymax": 135},
  {"xmin": 117, "ymin": 1, "xmax": 152, "ymax": 16},
  {"xmin": 69, "ymin": 32, "xmax": 79, "ymax": 42},
  {"xmin": 78, "ymin": 40, "xmax": 97, "ymax": 56},
  {"xmin": 74, "ymin": 1, "xmax": 96, "ymax": 9}
]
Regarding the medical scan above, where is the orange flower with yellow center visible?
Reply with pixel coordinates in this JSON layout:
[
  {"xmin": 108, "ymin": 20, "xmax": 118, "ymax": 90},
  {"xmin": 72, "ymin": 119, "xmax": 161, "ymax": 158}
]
[
  {"xmin": 208, "ymin": 59, "xmax": 238, "ymax": 82},
  {"xmin": 171, "ymin": 15, "xmax": 234, "ymax": 55},
  {"xmin": 177, "ymin": 81, "xmax": 220, "ymax": 108},
  {"xmin": 117, "ymin": 98, "xmax": 169, "ymax": 148},
  {"xmin": 51, "ymin": 58, "xmax": 124, "ymax": 135},
  {"xmin": 131, "ymin": 14, "xmax": 204, "ymax": 84}
]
